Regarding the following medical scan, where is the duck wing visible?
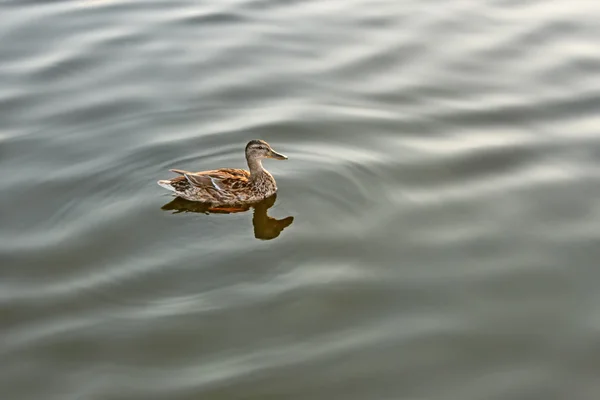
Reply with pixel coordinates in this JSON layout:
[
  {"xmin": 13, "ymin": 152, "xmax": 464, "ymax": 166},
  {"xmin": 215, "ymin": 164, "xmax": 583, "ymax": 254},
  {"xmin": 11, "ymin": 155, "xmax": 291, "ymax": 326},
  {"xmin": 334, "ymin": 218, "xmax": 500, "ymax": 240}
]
[{"xmin": 183, "ymin": 169, "xmax": 250, "ymax": 191}]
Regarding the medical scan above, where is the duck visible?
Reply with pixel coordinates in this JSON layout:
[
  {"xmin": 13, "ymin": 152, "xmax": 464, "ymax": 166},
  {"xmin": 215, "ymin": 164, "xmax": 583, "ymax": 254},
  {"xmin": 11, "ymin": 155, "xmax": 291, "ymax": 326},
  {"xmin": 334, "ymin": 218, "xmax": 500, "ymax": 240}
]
[{"xmin": 157, "ymin": 139, "xmax": 288, "ymax": 206}]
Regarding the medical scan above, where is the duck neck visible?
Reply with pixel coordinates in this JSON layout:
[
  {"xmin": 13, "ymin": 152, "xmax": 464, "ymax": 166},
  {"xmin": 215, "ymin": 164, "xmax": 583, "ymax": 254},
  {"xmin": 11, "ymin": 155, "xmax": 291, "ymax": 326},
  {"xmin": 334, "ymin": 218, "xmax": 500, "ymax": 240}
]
[{"xmin": 247, "ymin": 156, "xmax": 266, "ymax": 179}]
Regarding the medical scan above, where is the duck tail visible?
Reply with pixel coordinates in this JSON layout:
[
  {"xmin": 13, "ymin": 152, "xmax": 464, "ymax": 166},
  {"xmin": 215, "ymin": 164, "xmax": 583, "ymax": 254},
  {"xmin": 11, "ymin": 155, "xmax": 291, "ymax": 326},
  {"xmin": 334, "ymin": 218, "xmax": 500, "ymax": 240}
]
[
  {"xmin": 169, "ymin": 169, "xmax": 191, "ymax": 175},
  {"xmin": 157, "ymin": 179, "xmax": 177, "ymax": 192}
]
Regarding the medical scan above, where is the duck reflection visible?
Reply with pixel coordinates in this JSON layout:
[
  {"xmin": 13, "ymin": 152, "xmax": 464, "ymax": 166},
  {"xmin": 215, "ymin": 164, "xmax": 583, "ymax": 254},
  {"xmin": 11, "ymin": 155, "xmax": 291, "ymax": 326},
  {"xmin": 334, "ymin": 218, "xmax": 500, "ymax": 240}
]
[{"xmin": 161, "ymin": 194, "xmax": 294, "ymax": 240}]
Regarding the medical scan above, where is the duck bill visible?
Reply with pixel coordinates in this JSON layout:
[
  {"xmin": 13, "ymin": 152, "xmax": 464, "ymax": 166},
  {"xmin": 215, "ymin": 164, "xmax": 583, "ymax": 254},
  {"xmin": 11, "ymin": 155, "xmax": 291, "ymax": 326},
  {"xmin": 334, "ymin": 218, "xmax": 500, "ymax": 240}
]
[{"xmin": 269, "ymin": 150, "xmax": 288, "ymax": 160}]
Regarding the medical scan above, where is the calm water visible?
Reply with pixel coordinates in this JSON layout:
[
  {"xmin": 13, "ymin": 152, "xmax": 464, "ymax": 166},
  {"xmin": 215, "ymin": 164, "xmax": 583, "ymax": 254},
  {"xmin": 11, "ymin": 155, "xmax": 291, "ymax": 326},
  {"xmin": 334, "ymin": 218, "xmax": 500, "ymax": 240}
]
[{"xmin": 2, "ymin": 1, "xmax": 600, "ymax": 399}]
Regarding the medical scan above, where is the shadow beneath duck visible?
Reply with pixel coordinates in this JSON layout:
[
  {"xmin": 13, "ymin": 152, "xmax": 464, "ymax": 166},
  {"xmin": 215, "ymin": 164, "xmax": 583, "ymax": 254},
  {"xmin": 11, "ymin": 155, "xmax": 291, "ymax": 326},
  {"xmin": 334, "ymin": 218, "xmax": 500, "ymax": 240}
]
[{"xmin": 161, "ymin": 194, "xmax": 294, "ymax": 240}]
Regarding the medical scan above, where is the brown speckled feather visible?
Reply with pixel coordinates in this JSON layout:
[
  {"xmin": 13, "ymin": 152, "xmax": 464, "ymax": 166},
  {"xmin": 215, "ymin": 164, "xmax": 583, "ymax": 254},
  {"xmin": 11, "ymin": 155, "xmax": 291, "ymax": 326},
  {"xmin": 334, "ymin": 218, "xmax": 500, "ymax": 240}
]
[
  {"xmin": 159, "ymin": 168, "xmax": 277, "ymax": 205},
  {"xmin": 185, "ymin": 169, "xmax": 250, "ymax": 190},
  {"xmin": 158, "ymin": 139, "xmax": 286, "ymax": 206}
]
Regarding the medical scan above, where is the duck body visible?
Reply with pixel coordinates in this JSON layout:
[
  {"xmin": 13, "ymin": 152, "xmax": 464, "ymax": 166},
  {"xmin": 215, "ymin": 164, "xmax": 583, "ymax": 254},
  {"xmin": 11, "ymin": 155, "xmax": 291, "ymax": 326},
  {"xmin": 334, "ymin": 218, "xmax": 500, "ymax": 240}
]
[
  {"xmin": 158, "ymin": 167, "xmax": 277, "ymax": 205},
  {"xmin": 157, "ymin": 140, "xmax": 287, "ymax": 206}
]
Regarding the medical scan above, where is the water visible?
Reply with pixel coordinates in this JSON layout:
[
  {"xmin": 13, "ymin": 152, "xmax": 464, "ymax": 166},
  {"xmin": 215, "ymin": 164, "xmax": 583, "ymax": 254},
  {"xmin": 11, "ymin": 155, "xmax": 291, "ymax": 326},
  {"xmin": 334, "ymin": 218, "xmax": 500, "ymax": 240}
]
[{"xmin": 2, "ymin": 0, "xmax": 600, "ymax": 399}]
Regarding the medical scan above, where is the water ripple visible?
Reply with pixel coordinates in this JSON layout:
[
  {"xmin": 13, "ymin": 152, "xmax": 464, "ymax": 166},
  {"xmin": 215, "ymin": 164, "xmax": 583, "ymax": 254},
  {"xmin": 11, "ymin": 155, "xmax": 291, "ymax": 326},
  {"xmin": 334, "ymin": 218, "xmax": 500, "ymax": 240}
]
[{"xmin": 3, "ymin": 0, "xmax": 600, "ymax": 399}]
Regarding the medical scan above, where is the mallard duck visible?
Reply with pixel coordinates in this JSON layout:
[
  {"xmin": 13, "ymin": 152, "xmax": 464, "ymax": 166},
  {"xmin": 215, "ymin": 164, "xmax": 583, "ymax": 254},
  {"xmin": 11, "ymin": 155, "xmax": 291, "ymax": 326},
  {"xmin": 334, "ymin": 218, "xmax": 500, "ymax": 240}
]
[{"xmin": 157, "ymin": 139, "xmax": 287, "ymax": 205}]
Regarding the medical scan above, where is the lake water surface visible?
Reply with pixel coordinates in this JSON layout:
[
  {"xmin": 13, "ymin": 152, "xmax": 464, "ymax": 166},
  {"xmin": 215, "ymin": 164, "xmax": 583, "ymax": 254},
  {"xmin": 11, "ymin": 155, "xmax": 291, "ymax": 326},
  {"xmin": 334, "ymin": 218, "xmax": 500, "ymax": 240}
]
[{"xmin": 2, "ymin": 1, "xmax": 600, "ymax": 399}]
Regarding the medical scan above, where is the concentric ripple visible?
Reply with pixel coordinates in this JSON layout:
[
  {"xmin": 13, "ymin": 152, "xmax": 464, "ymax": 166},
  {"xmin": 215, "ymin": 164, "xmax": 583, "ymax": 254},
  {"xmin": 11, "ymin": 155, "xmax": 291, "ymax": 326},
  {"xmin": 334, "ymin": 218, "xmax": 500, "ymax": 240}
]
[{"xmin": 2, "ymin": 0, "xmax": 600, "ymax": 399}]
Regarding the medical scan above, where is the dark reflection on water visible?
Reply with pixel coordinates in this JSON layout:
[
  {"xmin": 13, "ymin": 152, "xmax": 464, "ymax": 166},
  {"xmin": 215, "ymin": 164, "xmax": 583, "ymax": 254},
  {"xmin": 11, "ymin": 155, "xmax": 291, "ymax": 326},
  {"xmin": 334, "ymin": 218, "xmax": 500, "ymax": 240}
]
[{"xmin": 161, "ymin": 194, "xmax": 294, "ymax": 240}]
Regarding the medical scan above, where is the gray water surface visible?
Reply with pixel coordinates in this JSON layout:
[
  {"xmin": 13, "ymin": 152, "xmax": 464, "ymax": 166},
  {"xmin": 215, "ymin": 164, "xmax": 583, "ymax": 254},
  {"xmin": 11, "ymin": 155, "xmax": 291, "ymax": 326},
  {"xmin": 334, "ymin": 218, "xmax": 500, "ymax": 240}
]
[{"xmin": 2, "ymin": 1, "xmax": 600, "ymax": 399}]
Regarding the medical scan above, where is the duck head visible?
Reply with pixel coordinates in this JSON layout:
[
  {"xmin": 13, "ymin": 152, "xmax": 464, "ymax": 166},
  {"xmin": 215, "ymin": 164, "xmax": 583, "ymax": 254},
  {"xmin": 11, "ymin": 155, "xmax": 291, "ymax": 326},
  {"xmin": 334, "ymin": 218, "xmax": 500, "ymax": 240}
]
[{"xmin": 245, "ymin": 139, "xmax": 288, "ymax": 161}]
